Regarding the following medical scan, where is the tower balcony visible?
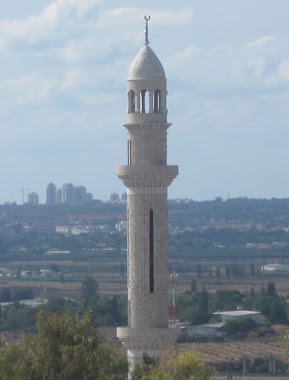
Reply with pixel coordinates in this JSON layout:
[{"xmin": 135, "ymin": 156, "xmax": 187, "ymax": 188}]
[
  {"xmin": 117, "ymin": 326, "xmax": 179, "ymax": 351},
  {"xmin": 127, "ymin": 112, "xmax": 167, "ymax": 124},
  {"xmin": 116, "ymin": 165, "xmax": 178, "ymax": 188}
]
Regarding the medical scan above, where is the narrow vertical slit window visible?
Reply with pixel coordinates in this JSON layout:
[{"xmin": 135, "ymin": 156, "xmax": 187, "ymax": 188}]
[
  {"xmin": 127, "ymin": 140, "xmax": 132, "ymax": 165},
  {"xmin": 149, "ymin": 208, "xmax": 154, "ymax": 293}
]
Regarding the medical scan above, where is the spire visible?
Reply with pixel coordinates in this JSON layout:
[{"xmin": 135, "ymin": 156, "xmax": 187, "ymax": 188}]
[{"xmin": 144, "ymin": 15, "xmax": 150, "ymax": 45}]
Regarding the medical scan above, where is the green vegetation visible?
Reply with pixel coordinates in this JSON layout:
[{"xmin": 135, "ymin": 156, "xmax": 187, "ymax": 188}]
[
  {"xmin": 78, "ymin": 277, "xmax": 127, "ymax": 326},
  {"xmin": 0, "ymin": 277, "xmax": 127, "ymax": 333},
  {"xmin": 0, "ymin": 280, "xmax": 286, "ymax": 336},
  {"xmin": 177, "ymin": 281, "xmax": 289, "ymax": 326},
  {"xmin": 0, "ymin": 308, "xmax": 213, "ymax": 380},
  {"xmin": 132, "ymin": 350, "xmax": 213, "ymax": 380},
  {"xmin": 0, "ymin": 311, "xmax": 128, "ymax": 380},
  {"xmin": 223, "ymin": 317, "xmax": 257, "ymax": 337},
  {"xmin": 1, "ymin": 197, "xmax": 289, "ymax": 262}
]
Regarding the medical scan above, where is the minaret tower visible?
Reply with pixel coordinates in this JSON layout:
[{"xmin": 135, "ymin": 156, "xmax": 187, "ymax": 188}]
[{"xmin": 117, "ymin": 17, "xmax": 179, "ymax": 372}]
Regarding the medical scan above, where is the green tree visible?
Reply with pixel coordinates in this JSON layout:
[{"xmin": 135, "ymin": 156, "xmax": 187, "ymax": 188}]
[
  {"xmin": 254, "ymin": 296, "xmax": 273, "ymax": 317},
  {"xmin": 267, "ymin": 281, "xmax": 276, "ymax": 297},
  {"xmin": 60, "ymin": 272, "xmax": 65, "ymax": 284},
  {"xmin": 0, "ymin": 311, "xmax": 127, "ymax": 380},
  {"xmin": 134, "ymin": 350, "xmax": 213, "ymax": 380},
  {"xmin": 223, "ymin": 317, "xmax": 257, "ymax": 336},
  {"xmin": 80, "ymin": 277, "xmax": 99, "ymax": 310},
  {"xmin": 13, "ymin": 289, "xmax": 33, "ymax": 302},
  {"xmin": 0, "ymin": 288, "xmax": 11, "ymax": 302},
  {"xmin": 269, "ymin": 300, "xmax": 287, "ymax": 323},
  {"xmin": 197, "ymin": 264, "xmax": 202, "ymax": 279},
  {"xmin": 1, "ymin": 305, "xmax": 38, "ymax": 331},
  {"xmin": 111, "ymin": 294, "xmax": 121, "ymax": 325},
  {"xmin": 190, "ymin": 277, "xmax": 197, "ymax": 293},
  {"xmin": 225, "ymin": 266, "xmax": 230, "ymax": 278},
  {"xmin": 250, "ymin": 262, "xmax": 255, "ymax": 277},
  {"xmin": 199, "ymin": 286, "xmax": 209, "ymax": 314}
]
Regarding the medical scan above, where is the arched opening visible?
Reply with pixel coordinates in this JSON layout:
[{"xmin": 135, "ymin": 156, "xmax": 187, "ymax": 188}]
[
  {"xmin": 153, "ymin": 90, "xmax": 161, "ymax": 112},
  {"xmin": 128, "ymin": 90, "xmax": 135, "ymax": 113},
  {"xmin": 140, "ymin": 89, "xmax": 149, "ymax": 113}
]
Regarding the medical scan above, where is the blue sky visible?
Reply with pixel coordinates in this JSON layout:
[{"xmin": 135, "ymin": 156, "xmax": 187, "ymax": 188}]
[{"xmin": 1, "ymin": 0, "xmax": 289, "ymax": 203}]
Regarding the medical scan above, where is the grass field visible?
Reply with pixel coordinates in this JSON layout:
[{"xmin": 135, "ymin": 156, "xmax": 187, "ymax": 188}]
[{"xmin": 0, "ymin": 253, "xmax": 289, "ymax": 299}]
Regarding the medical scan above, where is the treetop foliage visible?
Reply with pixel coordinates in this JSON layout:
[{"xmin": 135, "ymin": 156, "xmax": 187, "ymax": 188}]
[
  {"xmin": 134, "ymin": 350, "xmax": 213, "ymax": 380},
  {"xmin": 0, "ymin": 311, "xmax": 128, "ymax": 380}
]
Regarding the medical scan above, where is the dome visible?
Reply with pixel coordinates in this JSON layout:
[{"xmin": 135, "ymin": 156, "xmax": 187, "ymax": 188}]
[{"xmin": 128, "ymin": 45, "xmax": 166, "ymax": 80}]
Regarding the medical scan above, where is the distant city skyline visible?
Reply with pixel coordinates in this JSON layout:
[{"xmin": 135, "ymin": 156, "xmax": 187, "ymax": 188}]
[
  {"xmin": 1, "ymin": 1, "xmax": 289, "ymax": 203},
  {"xmin": 9, "ymin": 183, "xmax": 128, "ymax": 205}
]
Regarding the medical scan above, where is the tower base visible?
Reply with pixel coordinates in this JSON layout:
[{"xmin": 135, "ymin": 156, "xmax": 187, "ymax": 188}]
[{"xmin": 117, "ymin": 326, "xmax": 179, "ymax": 376}]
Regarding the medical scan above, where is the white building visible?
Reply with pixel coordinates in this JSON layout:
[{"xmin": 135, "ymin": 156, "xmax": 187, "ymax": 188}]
[
  {"xmin": 117, "ymin": 17, "xmax": 179, "ymax": 374},
  {"xmin": 214, "ymin": 310, "xmax": 262, "ymax": 325},
  {"xmin": 261, "ymin": 263, "xmax": 289, "ymax": 272},
  {"xmin": 182, "ymin": 323, "xmax": 224, "ymax": 337},
  {"xmin": 62, "ymin": 183, "xmax": 74, "ymax": 204}
]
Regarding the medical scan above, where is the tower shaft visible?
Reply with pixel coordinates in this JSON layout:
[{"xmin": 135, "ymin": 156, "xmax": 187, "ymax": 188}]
[{"xmin": 117, "ymin": 29, "xmax": 178, "ymax": 374}]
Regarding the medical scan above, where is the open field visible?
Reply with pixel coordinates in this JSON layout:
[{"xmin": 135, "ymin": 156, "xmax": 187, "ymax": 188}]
[
  {"xmin": 1, "ymin": 253, "xmax": 289, "ymax": 376},
  {"xmin": 0, "ymin": 253, "xmax": 289, "ymax": 298},
  {"xmin": 98, "ymin": 324, "xmax": 289, "ymax": 376}
]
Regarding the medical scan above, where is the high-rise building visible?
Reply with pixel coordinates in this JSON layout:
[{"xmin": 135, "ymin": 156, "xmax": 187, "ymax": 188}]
[
  {"xmin": 46, "ymin": 182, "xmax": 57, "ymax": 205},
  {"xmin": 116, "ymin": 17, "xmax": 179, "ymax": 375},
  {"xmin": 48, "ymin": 183, "xmax": 92, "ymax": 205},
  {"xmin": 56, "ymin": 188, "xmax": 62, "ymax": 204},
  {"xmin": 74, "ymin": 186, "xmax": 87, "ymax": 204},
  {"xmin": 27, "ymin": 192, "xmax": 39, "ymax": 205},
  {"xmin": 62, "ymin": 183, "xmax": 74, "ymax": 204}
]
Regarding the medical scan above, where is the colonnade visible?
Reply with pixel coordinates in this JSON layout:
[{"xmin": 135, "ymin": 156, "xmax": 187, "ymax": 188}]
[{"xmin": 127, "ymin": 89, "xmax": 167, "ymax": 114}]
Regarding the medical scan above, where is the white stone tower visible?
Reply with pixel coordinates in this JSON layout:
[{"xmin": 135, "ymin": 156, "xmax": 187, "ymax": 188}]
[{"xmin": 116, "ymin": 17, "xmax": 179, "ymax": 372}]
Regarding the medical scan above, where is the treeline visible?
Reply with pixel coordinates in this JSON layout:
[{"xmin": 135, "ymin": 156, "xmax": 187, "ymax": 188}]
[
  {"xmin": 169, "ymin": 197, "xmax": 289, "ymax": 225},
  {"xmin": 0, "ymin": 279, "xmax": 286, "ymax": 335},
  {"xmin": 0, "ymin": 278, "xmax": 127, "ymax": 333},
  {"xmin": 0, "ymin": 226, "xmax": 126, "ymax": 257},
  {"xmin": 170, "ymin": 227, "xmax": 289, "ymax": 250},
  {"xmin": 0, "ymin": 201, "xmax": 126, "ymax": 219},
  {"xmin": 2, "ymin": 196, "xmax": 289, "ymax": 259},
  {"xmin": 177, "ymin": 281, "xmax": 288, "ymax": 326},
  {"xmin": 0, "ymin": 310, "xmax": 212, "ymax": 380},
  {"xmin": 2, "ymin": 196, "xmax": 289, "ymax": 224}
]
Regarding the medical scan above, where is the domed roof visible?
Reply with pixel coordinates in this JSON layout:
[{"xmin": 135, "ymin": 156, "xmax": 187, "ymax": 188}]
[{"xmin": 128, "ymin": 45, "xmax": 166, "ymax": 80}]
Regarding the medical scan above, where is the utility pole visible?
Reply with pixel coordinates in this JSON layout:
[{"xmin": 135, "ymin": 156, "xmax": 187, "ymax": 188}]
[
  {"xmin": 88, "ymin": 225, "xmax": 92, "ymax": 277},
  {"xmin": 43, "ymin": 253, "xmax": 47, "ymax": 294}
]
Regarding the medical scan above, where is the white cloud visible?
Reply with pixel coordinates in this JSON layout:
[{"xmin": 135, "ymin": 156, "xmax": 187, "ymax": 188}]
[
  {"xmin": 169, "ymin": 34, "xmax": 289, "ymax": 97},
  {"xmin": 97, "ymin": 8, "xmax": 193, "ymax": 29},
  {"xmin": 175, "ymin": 45, "xmax": 202, "ymax": 60},
  {"xmin": 247, "ymin": 59, "xmax": 265, "ymax": 78},
  {"xmin": 244, "ymin": 35, "xmax": 274, "ymax": 48},
  {"xmin": 1, "ymin": 1, "xmax": 289, "ymax": 201},
  {"xmin": 0, "ymin": 0, "xmax": 103, "ymax": 50},
  {"xmin": 278, "ymin": 60, "xmax": 289, "ymax": 80}
]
